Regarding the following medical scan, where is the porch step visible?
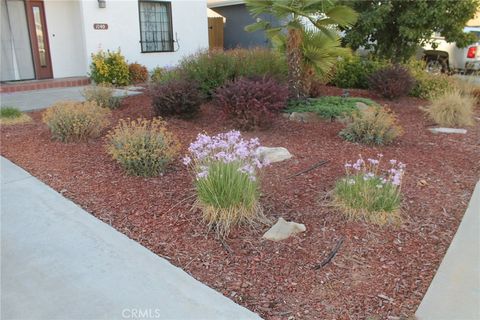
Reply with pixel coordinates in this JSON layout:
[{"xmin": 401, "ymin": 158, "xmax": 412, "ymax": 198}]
[{"xmin": 0, "ymin": 77, "xmax": 90, "ymax": 93}]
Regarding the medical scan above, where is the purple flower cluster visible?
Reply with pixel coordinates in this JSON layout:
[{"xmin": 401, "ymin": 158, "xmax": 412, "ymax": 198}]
[
  {"xmin": 344, "ymin": 154, "xmax": 405, "ymax": 187},
  {"xmin": 183, "ymin": 130, "xmax": 268, "ymax": 181}
]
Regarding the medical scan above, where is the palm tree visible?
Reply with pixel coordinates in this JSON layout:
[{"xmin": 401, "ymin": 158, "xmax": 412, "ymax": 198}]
[{"xmin": 245, "ymin": 0, "xmax": 358, "ymax": 99}]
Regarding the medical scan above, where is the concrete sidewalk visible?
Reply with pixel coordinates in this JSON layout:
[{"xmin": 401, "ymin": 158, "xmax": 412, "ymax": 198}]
[
  {"xmin": 0, "ymin": 86, "xmax": 142, "ymax": 112},
  {"xmin": 416, "ymin": 180, "xmax": 480, "ymax": 320},
  {"xmin": 0, "ymin": 157, "xmax": 261, "ymax": 320}
]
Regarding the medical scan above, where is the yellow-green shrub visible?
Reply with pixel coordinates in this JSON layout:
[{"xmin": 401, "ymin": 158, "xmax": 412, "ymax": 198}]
[
  {"xmin": 340, "ymin": 106, "xmax": 403, "ymax": 145},
  {"xmin": 106, "ymin": 118, "xmax": 180, "ymax": 176},
  {"xmin": 423, "ymin": 89, "xmax": 475, "ymax": 127},
  {"xmin": 82, "ymin": 84, "xmax": 121, "ymax": 109},
  {"xmin": 405, "ymin": 59, "xmax": 452, "ymax": 99},
  {"xmin": 90, "ymin": 49, "xmax": 130, "ymax": 86},
  {"xmin": 43, "ymin": 101, "xmax": 110, "ymax": 142}
]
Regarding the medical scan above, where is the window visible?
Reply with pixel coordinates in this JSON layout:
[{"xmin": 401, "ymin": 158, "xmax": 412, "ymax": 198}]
[{"xmin": 138, "ymin": 1, "xmax": 173, "ymax": 53}]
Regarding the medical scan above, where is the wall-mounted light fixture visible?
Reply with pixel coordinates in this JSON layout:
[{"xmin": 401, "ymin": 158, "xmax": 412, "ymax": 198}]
[{"xmin": 98, "ymin": 0, "xmax": 106, "ymax": 8}]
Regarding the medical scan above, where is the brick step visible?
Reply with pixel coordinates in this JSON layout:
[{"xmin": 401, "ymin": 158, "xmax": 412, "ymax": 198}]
[{"xmin": 0, "ymin": 77, "xmax": 90, "ymax": 93}]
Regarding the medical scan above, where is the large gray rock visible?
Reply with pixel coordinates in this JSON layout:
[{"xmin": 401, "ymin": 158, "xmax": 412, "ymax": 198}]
[
  {"xmin": 262, "ymin": 217, "xmax": 306, "ymax": 241},
  {"xmin": 256, "ymin": 147, "xmax": 292, "ymax": 163},
  {"xmin": 429, "ymin": 127, "xmax": 467, "ymax": 134}
]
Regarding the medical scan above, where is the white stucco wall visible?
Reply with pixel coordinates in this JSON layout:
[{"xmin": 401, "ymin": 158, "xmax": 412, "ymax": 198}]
[
  {"xmin": 80, "ymin": 0, "xmax": 209, "ymax": 71},
  {"xmin": 44, "ymin": 0, "xmax": 88, "ymax": 78}
]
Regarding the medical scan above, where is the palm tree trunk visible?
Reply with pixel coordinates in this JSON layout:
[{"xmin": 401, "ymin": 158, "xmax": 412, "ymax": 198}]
[{"xmin": 286, "ymin": 28, "xmax": 305, "ymax": 100}]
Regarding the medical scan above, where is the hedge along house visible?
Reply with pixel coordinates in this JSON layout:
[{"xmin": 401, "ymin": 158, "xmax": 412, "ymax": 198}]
[{"xmin": 1, "ymin": 0, "xmax": 208, "ymax": 83}]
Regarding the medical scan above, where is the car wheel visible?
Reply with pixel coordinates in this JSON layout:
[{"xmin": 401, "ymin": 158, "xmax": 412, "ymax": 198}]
[{"xmin": 426, "ymin": 59, "xmax": 444, "ymax": 74}]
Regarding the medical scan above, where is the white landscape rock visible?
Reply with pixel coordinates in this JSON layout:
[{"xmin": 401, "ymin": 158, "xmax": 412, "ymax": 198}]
[
  {"xmin": 429, "ymin": 127, "xmax": 467, "ymax": 134},
  {"xmin": 262, "ymin": 217, "xmax": 306, "ymax": 241},
  {"xmin": 256, "ymin": 146, "xmax": 292, "ymax": 163}
]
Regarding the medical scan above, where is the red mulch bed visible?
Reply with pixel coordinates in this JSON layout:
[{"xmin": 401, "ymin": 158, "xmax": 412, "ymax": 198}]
[{"xmin": 2, "ymin": 86, "xmax": 479, "ymax": 319}]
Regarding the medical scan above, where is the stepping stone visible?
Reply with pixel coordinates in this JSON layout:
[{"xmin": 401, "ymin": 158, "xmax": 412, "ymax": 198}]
[
  {"xmin": 262, "ymin": 217, "xmax": 306, "ymax": 241},
  {"xmin": 256, "ymin": 147, "xmax": 292, "ymax": 163},
  {"xmin": 429, "ymin": 127, "xmax": 467, "ymax": 134}
]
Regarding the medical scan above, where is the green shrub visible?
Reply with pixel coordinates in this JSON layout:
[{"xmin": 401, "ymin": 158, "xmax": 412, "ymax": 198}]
[
  {"xmin": 106, "ymin": 118, "xmax": 180, "ymax": 177},
  {"xmin": 0, "ymin": 107, "xmax": 31, "ymax": 125},
  {"xmin": 423, "ymin": 89, "xmax": 475, "ymax": 127},
  {"xmin": 0, "ymin": 107, "xmax": 22, "ymax": 118},
  {"xmin": 404, "ymin": 59, "xmax": 452, "ymax": 99},
  {"xmin": 128, "ymin": 62, "xmax": 148, "ymax": 84},
  {"xmin": 184, "ymin": 131, "xmax": 268, "ymax": 238},
  {"xmin": 180, "ymin": 50, "xmax": 237, "ymax": 97},
  {"xmin": 340, "ymin": 106, "xmax": 403, "ymax": 145},
  {"xmin": 179, "ymin": 48, "xmax": 287, "ymax": 97},
  {"xmin": 90, "ymin": 49, "xmax": 130, "ymax": 86},
  {"xmin": 333, "ymin": 156, "xmax": 405, "ymax": 225},
  {"xmin": 42, "ymin": 101, "xmax": 110, "ymax": 142},
  {"xmin": 82, "ymin": 84, "xmax": 122, "ymax": 109},
  {"xmin": 331, "ymin": 56, "xmax": 390, "ymax": 89},
  {"xmin": 286, "ymin": 96, "xmax": 378, "ymax": 120},
  {"xmin": 150, "ymin": 66, "xmax": 182, "ymax": 84}
]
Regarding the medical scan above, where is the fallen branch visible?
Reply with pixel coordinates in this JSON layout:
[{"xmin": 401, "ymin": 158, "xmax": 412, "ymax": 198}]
[
  {"xmin": 314, "ymin": 237, "xmax": 344, "ymax": 270},
  {"xmin": 287, "ymin": 160, "xmax": 329, "ymax": 179}
]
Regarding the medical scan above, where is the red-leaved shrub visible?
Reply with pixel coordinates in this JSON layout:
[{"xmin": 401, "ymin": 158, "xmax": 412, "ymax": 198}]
[
  {"xmin": 129, "ymin": 63, "xmax": 148, "ymax": 84},
  {"xmin": 151, "ymin": 79, "xmax": 204, "ymax": 119},
  {"xmin": 213, "ymin": 77, "xmax": 289, "ymax": 130},
  {"xmin": 368, "ymin": 65, "xmax": 415, "ymax": 99}
]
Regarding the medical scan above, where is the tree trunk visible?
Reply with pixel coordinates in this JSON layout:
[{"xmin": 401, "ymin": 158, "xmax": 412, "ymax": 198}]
[{"xmin": 286, "ymin": 28, "xmax": 306, "ymax": 100}]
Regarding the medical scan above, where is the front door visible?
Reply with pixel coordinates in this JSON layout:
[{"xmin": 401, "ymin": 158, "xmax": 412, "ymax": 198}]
[{"xmin": 25, "ymin": 0, "xmax": 52, "ymax": 79}]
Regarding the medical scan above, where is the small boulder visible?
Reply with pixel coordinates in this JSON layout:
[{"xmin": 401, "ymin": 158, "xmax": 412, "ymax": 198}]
[
  {"xmin": 288, "ymin": 112, "xmax": 316, "ymax": 123},
  {"xmin": 355, "ymin": 102, "xmax": 370, "ymax": 111},
  {"xmin": 262, "ymin": 217, "xmax": 306, "ymax": 241},
  {"xmin": 256, "ymin": 147, "xmax": 292, "ymax": 163},
  {"xmin": 429, "ymin": 127, "xmax": 467, "ymax": 134}
]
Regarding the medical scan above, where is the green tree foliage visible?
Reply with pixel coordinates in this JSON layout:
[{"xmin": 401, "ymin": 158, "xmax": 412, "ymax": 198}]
[
  {"xmin": 245, "ymin": 0, "xmax": 358, "ymax": 99},
  {"xmin": 341, "ymin": 0, "xmax": 479, "ymax": 62}
]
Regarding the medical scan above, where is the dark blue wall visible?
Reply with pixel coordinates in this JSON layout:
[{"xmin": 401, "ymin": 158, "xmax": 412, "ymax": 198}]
[{"xmin": 211, "ymin": 4, "xmax": 277, "ymax": 49}]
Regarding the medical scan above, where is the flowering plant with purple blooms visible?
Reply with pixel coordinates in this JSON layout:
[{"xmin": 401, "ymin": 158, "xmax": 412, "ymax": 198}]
[
  {"xmin": 184, "ymin": 130, "xmax": 268, "ymax": 237},
  {"xmin": 334, "ymin": 154, "xmax": 405, "ymax": 225}
]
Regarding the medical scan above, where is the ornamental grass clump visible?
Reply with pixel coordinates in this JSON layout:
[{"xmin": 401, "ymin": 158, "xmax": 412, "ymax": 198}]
[
  {"xmin": 106, "ymin": 118, "xmax": 180, "ymax": 177},
  {"xmin": 340, "ymin": 106, "xmax": 403, "ymax": 145},
  {"xmin": 333, "ymin": 155, "xmax": 405, "ymax": 225},
  {"xmin": 184, "ymin": 130, "xmax": 269, "ymax": 238},
  {"xmin": 42, "ymin": 101, "xmax": 110, "ymax": 142},
  {"xmin": 423, "ymin": 89, "xmax": 475, "ymax": 127},
  {"xmin": 82, "ymin": 84, "xmax": 122, "ymax": 109},
  {"xmin": 0, "ymin": 107, "xmax": 32, "ymax": 125}
]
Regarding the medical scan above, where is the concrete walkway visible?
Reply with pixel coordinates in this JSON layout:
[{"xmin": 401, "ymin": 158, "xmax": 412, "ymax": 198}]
[
  {"xmin": 0, "ymin": 86, "xmax": 142, "ymax": 112},
  {"xmin": 416, "ymin": 180, "xmax": 480, "ymax": 320},
  {"xmin": 0, "ymin": 157, "xmax": 261, "ymax": 320}
]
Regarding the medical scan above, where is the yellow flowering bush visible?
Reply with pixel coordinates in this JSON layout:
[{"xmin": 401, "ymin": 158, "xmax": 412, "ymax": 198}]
[
  {"xmin": 42, "ymin": 101, "xmax": 110, "ymax": 142},
  {"xmin": 106, "ymin": 118, "xmax": 180, "ymax": 176},
  {"xmin": 90, "ymin": 49, "xmax": 130, "ymax": 86}
]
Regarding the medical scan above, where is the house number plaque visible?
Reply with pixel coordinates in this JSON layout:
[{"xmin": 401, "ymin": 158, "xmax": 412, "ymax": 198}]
[{"xmin": 93, "ymin": 23, "xmax": 108, "ymax": 30}]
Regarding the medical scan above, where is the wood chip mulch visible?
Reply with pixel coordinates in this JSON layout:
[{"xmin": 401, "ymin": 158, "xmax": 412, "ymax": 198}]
[{"xmin": 1, "ymin": 86, "xmax": 479, "ymax": 320}]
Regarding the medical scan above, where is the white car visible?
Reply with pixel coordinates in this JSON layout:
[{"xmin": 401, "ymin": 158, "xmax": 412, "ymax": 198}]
[{"xmin": 421, "ymin": 27, "xmax": 480, "ymax": 74}]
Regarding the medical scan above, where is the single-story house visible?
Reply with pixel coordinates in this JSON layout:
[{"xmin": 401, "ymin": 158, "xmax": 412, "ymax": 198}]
[
  {"xmin": 207, "ymin": 0, "xmax": 278, "ymax": 50},
  {"xmin": 1, "ymin": 0, "xmax": 209, "ymax": 82}
]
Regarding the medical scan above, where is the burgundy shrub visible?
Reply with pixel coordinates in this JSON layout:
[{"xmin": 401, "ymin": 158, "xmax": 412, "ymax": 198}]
[
  {"xmin": 151, "ymin": 79, "xmax": 204, "ymax": 119},
  {"xmin": 213, "ymin": 77, "xmax": 289, "ymax": 130},
  {"xmin": 368, "ymin": 65, "xmax": 415, "ymax": 99}
]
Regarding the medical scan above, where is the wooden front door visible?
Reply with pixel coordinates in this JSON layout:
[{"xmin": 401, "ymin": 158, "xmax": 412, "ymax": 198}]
[
  {"xmin": 208, "ymin": 17, "xmax": 224, "ymax": 50},
  {"xmin": 25, "ymin": 0, "xmax": 53, "ymax": 79}
]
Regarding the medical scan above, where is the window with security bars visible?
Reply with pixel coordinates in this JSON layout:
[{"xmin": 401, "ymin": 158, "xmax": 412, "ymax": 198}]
[{"xmin": 139, "ymin": 1, "xmax": 173, "ymax": 52}]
